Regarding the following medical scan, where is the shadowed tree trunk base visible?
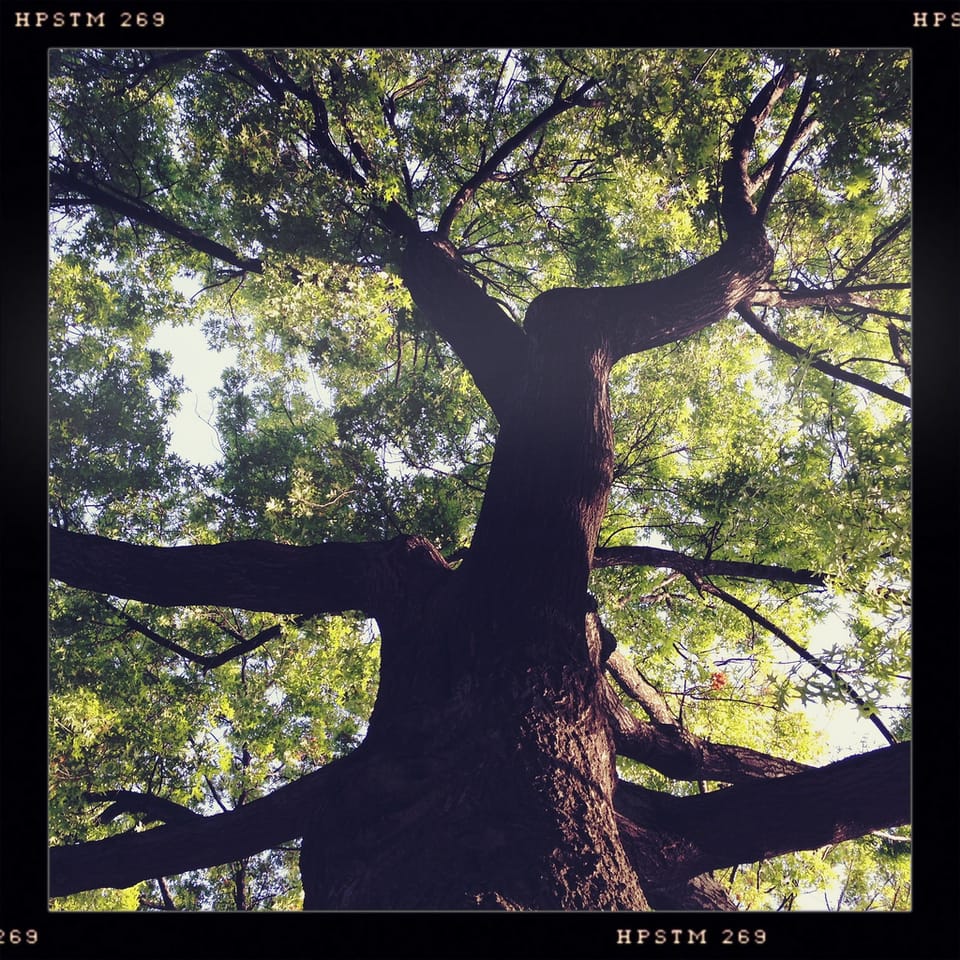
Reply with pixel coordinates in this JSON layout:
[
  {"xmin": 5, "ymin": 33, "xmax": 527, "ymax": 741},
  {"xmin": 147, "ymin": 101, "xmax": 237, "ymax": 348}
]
[{"xmin": 299, "ymin": 596, "xmax": 649, "ymax": 910}]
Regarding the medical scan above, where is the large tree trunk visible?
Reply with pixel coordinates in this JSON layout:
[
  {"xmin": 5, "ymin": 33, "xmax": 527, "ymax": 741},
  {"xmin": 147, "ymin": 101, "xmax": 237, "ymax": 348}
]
[
  {"xmin": 298, "ymin": 223, "xmax": 774, "ymax": 909},
  {"xmin": 47, "ymin": 61, "xmax": 911, "ymax": 909},
  {"xmin": 299, "ymin": 597, "xmax": 646, "ymax": 910},
  {"xmin": 297, "ymin": 304, "xmax": 644, "ymax": 907}
]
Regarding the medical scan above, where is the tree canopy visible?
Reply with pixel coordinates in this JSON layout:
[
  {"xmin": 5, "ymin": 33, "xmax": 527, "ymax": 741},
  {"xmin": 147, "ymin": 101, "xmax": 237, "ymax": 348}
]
[{"xmin": 48, "ymin": 47, "xmax": 910, "ymax": 913}]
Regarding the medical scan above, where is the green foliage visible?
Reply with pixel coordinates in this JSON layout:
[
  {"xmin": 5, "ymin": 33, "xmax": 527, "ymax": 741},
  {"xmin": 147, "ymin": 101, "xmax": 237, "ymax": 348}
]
[{"xmin": 49, "ymin": 48, "xmax": 909, "ymax": 910}]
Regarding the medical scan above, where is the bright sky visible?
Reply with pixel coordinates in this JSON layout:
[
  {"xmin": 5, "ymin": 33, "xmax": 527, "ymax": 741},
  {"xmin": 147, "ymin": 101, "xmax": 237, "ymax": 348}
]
[{"xmin": 149, "ymin": 320, "xmax": 237, "ymax": 466}]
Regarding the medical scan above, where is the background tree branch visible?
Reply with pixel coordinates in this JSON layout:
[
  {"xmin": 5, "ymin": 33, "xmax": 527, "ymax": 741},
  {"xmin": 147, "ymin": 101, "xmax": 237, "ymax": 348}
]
[
  {"xmin": 50, "ymin": 164, "xmax": 263, "ymax": 274},
  {"xmin": 436, "ymin": 76, "xmax": 600, "ymax": 239},
  {"xmin": 737, "ymin": 303, "xmax": 911, "ymax": 406}
]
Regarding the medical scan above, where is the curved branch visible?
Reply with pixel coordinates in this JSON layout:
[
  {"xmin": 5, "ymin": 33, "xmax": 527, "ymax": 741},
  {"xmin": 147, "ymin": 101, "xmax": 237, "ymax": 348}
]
[
  {"xmin": 615, "ymin": 742, "xmax": 909, "ymax": 886},
  {"xmin": 738, "ymin": 304, "xmax": 911, "ymax": 406},
  {"xmin": 114, "ymin": 602, "xmax": 306, "ymax": 671},
  {"xmin": 525, "ymin": 224, "xmax": 774, "ymax": 363},
  {"xmin": 50, "ymin": 527, "xmax": 451, "ymax": 618},
  {"xmin": 593, "ymin": 544, "xmax": 826, "ymax": 587},
  {"xmin": 84, "ymin": 790, "xmax": 203, "ymax": 826}
]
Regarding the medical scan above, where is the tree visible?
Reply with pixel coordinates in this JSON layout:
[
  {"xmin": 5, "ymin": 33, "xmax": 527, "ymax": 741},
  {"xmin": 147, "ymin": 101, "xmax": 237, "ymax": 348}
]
[{"xmin": 48, "ymin": 48, "xmax": 911, "ymax": 912}]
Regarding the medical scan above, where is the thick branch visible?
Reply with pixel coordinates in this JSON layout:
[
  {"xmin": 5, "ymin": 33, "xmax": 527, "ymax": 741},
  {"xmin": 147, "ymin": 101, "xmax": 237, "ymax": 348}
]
[
  {"xmin": 593, "ymin": 544, "xmax": 826, "ymax": 587},
  {"xmin": 50, "ymin": 527, "xmax": 450, "ymax": 618},
  {"xmin": 52, "ymin": 758, "xmax": 348, "ymax": 897},
  {"xmin": 602, "ymin": 676, "xmax": 809, "ymax": 784},
  {"xmin": 615, "ymin": 742, "xmax": 909, "ymax": 885},
  {"xmin": 49, "ymin": 166, "xmax": 263, "ymax": 274},
  {"xmin": 643, "ymin": 870, "xmax": 742, "ymax": 911},
  {"xmin": 496, "ymin": 68, "xmax": 809, "ymax": 361},
  {"xmin": 738, "ymin": 304, "xmax": 911, "ymax": 406},
  {"xmin": 400, "ymin": 233, "xmax": 529, "ymax": 419},
  {"xmin": 525, "ymin": 225, "xmax": 774, "ymax": 363}
]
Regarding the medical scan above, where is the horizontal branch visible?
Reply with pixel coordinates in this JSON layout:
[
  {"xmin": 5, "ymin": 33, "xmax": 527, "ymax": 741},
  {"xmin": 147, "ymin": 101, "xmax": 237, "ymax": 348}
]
[
  {"xmin": 50, "ymin": 527, "xmax": 451, "ymax": 618},
  {"xmin": 751, "ymin": 284, "xmax": 874, "ymax": 311},
  {"xmin": 84, "ymin": 790, "xmax": 203, "ymax": 826},
  {"xmin": 593, "ymin": 544, "xmax": 826, "ymax": 587}
]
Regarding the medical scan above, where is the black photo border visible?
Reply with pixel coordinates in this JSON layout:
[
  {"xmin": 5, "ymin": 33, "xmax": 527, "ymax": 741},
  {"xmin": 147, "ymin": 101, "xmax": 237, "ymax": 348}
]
[{"xmin": 2, "ymin": 3, "xmax": 957, "ymax": 957}]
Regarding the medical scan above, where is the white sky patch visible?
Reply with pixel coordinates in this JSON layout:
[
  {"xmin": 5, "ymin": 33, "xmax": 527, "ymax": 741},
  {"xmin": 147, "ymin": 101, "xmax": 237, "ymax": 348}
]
[{"xmin": 149, "ymin": 320, "xmax": 237, "ymax": 466}]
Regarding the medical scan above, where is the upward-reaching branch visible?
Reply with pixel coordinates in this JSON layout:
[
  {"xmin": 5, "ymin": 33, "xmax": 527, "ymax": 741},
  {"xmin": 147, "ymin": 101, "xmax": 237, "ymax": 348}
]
[
  {"xmin": 522, "ymin": 66, "xmax": 802, "ymax": 361},
  {"xmin": 755, "ymin": 71, "xmax": 817, "ymax": 221},
  {"xmin": 720, "ymin": 64, "xmax": 798, "ymax": 235},
  {"xmin": 399, "ymin": 233, "xmax": 530, "ymax": 419},
  {"xmin": 436, "ymin": 76, "xmax": 600, "ymax": 240},
  {"xmin": 225, "ymin": 51, "xmax": 367, "ymax": 188}
]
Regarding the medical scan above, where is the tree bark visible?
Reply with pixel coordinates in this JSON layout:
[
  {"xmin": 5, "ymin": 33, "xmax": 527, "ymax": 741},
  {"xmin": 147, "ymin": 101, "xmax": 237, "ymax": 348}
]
[{"xmin": 48, "ymin": 527, "xmax": 450, "ymax": 618}]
